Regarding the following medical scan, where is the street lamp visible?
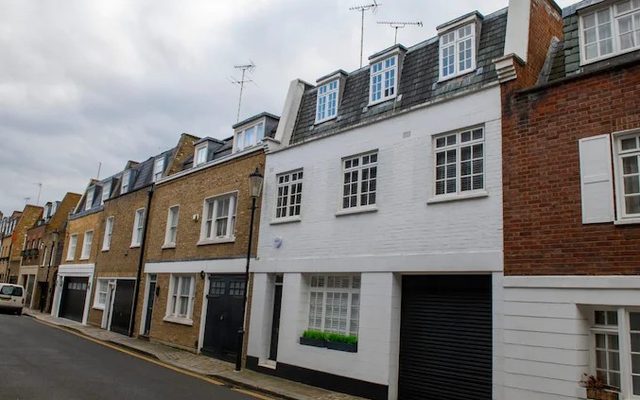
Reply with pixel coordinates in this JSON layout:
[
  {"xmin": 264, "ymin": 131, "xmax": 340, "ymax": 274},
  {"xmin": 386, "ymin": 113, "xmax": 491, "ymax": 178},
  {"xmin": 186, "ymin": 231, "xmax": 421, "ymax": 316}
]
[{"xmin": 236, "ymin": 167, "xmax": 263, "ymax": 371}]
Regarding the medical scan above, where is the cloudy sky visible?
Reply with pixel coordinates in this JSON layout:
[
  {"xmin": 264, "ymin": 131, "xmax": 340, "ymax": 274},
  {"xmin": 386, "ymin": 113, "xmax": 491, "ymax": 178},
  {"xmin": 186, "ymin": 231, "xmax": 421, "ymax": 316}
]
[{"xmin": 0, "ymin": 0, "xmax": 574, "ymax": 215}]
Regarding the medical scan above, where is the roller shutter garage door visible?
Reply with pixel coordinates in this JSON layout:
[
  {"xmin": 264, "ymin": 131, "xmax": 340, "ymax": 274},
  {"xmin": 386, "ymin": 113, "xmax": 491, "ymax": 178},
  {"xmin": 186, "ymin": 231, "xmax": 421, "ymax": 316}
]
[{"xmin": 398, "ymin": 275, "xmax": 492, "ymax": 400}]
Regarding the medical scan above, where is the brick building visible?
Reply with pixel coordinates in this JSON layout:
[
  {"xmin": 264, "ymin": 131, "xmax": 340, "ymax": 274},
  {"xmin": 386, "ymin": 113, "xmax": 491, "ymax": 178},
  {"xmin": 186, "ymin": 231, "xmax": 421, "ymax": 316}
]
[
  {"xmin": 499, "ymin": 0, "xmax": 640, "ymax": 398},
  {"xmin": 87, "ymin": 134, "xmax": 196, "ymax": 336},
  {"xmin": 0, "ymin": 211, "xmax": 21, "ymax": 282},
  {"xmin": 7, "ymin": 205, "xmax": 43, "ymax": 284},
  {"xmin": 139, "ymin": 113, "xmax": 274, "ymax": 361}
]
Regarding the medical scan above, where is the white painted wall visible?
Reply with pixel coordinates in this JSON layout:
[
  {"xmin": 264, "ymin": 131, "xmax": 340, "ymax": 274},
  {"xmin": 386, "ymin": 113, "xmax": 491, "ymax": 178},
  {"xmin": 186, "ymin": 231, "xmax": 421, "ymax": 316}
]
[{"xmin": 502, "ymin": 276, "xmax": 640, "ymax": 400}]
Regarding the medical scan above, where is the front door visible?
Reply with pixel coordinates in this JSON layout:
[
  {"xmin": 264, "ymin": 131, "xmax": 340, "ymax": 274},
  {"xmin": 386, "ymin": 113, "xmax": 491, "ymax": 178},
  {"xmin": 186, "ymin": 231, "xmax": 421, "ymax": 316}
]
[
  {"xmin": 143, "ymin": 274, "xmax": 157, "ymax": 336},
  {"xmin": 109, "ymin": 279, "xmax": 135, "ymax": 335},
  {"xmin": 201, "ymin": 275, "xmax": 245, "ymax": 362},
  {"xmin": 59, "ymin": 277, "xmax": 88, "ymax": 322},
  {"xmin": 269, "ymin": 274, "xmax": 283, "ymax": 361}
]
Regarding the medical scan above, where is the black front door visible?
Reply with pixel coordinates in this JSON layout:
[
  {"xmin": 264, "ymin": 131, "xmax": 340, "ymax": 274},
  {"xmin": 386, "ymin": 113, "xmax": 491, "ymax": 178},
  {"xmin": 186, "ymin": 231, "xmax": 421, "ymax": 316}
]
[
  {"xmin": 38, "ymin": 282, "xmax": 48, "ymax": 312},
  {"xmin": 143, "ymin": 274, "xmax": 157, "ymax": 336},
  {"xmin": 59, "ymin": 277, "xmax": 88, "ymax": 322},
  {"xmin": 269, "ymin": 275, "xmax": 283, "ymax": 361},
  {"xmin": 201, "ymin": 275, "xmax": 245, "ymax": 362},
  {"xmin": 109, "ymin": 279, "xmax": 135, "ymax": 335},
  {"xmin": 398, "ymin": 275, "xmax": 493, "ymax": 400}
]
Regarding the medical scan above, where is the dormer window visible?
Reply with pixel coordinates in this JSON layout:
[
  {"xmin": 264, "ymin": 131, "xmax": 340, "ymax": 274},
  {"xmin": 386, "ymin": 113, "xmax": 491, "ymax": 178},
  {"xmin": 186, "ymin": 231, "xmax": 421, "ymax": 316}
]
[
  {"xmin": 85, "ymin": 187, "xmax": 95, "ymax": 211},
  {"xmin": 315, "ymin": 80, "xmax": 339, "ymax": 123},
  {"xmin": 153, "ymin": 157, "xmax": 165, "ymax": 182},
  {"xmin": 439, "ymin": 23, "xmax": 476, "ymax": 80},
  {"xmin": 235, "ymin": 121, "xmax": 265, "ymax": 152},
  {"xmin": 101, "ymin": 180, "xmax": 111, "ymax": 205},
  {"xmin": 121, "ymin": 170, "xmax": 131, "ymax": 194},
  {"xmin": 194, "ymin": 145, "xmax": 208, "ymax": 167},
  {"xmin": 370, "ymin": 56, "xmax": 397, "ymax": 104},
  {"xmin": 580, "ymin": 0, "xmax": 640, "ymax": 64}
]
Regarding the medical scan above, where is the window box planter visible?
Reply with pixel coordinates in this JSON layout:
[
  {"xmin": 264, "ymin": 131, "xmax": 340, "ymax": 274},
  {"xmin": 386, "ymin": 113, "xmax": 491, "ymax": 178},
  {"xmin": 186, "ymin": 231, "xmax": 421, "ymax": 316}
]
[
  {"xmin": 586, "ymin": 389, "xmax": 618, "ymax": 400},
  {"xmin": 299, "ymin": 336, "xmax": 326, "ymax": 348},
  {"xmin": 326, "ymin": 340, "xmax": 358, "ymax": 353}
]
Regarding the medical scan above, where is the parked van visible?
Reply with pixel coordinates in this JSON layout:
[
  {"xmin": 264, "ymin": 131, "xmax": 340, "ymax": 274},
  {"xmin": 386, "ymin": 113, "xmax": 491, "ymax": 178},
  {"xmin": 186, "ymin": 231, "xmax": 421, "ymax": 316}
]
[{"xmin": 0, "ymin": 284, "xmax": 25, "ymax": 315}]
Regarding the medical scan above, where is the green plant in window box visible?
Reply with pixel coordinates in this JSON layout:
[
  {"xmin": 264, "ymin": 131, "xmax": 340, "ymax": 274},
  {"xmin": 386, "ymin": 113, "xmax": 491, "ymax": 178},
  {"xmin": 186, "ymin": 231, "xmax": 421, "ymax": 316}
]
[
  {"xmin": 299, "ymin": 330, "xmax": 327, "ymax": 348},
  {"xmin": 325, "ymin": 332, "xmax": 358, "ymax": 353},
  {"xmin": 580, "ymin": 374, "xmax": 619, "ymax": 400}
]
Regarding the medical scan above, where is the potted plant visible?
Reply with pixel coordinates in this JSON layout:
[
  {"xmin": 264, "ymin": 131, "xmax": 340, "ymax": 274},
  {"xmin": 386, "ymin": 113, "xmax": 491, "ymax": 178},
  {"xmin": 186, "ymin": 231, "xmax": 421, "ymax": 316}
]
[
  {"xmin": 299, "ymin": 330, "xmax": 326, "ymax": 348},
  {"xmin": 325, "ymin": 332, "xmax": 358, "ymax": 353},
  {"xmin": 580, "ymin": 374, "xmax": 619, "ymax": 400}
]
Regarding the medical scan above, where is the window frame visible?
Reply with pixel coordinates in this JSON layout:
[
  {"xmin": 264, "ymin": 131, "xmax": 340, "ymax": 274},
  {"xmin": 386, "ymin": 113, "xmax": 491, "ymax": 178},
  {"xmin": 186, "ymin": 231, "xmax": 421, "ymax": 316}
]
[
  {"xmin": 80, "ymin": 230, "xmax": 93, "ymax": 260},
  {"xmin": 93, "ymin": 279, "xmax": 109, "ymax": 310},
  {"xmin": 369, "ymin": 55, "xmax": 398, "ymax": 105},
  {"xmin": 438, "ymin": 22, "xmax": 477, "ymax": 81},
  {"xmin": 153, "ymin": 157, "xmax": 165, "ymax": 182},
  {"xmin": 339, "ymin": 151, "xmax": 378, "ymax": 213},
  {"xmin": 164, "ymin": 274, "xmax": 196, "ymax": 324},
  {"xmin": 579, "ymin": 0, "xmax": 640, "ymax": 65},
  {"xmin": 121, "ymin": 170, "xmax": 131, "ymax": 194},
  {"xmin": 194, "ymin": 145, "xmax": 208, "ymax": 167},
  {"xmin": 432, "ymin": 126, "xmax": 486, "ymax": 200},
  {"xmin": 307, "ymin": 274, "xmax": 361, "ymax": 337},
  {"xmin": 102, "ymin": 216, "xmax": 114, "ymax": 251},
  {"xmin": 163, "ymin": 205, "xmax": 180, "ymax": 248},
  {"xmin": 101, "ymin": 180, "xmax": 111, "ymax": 205},
  {"xmin": 131, "ymin": 208, "xmax": 145, "ymax": 248},
  {"xmin": 234, "ymin": 120, "xmax": 266, "ymax": 153},
  {"xmin": 199, "ymin": 192, "xmax": 237, "ymax": 244},
  {"xmin": 85, "ymin": 187, "xmax": 95, "ymax": 211},
  {"xmin": 613, "ymin": 129, "xmax": 640, "ymax": 223},
  {"xmin": 315, "ymin": 79, "xmax": 340, "ymax": 124},
  {"xmin": 274, "ymin": 169, "xmax": 304, "ymax": 221}
]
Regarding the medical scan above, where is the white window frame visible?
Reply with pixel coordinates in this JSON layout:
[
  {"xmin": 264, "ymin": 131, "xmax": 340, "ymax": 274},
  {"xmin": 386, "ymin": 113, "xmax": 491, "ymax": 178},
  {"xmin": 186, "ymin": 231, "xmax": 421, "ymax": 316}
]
[
  {"xmin": 164, "ymin": 274, "xmax": 196, "ymax": 325},
  {"xmin": 41, "ymin": 246, "xmax": 48, "ymax": 267},
  {"xmin": 80, "ymin": 230, "xmax": 93, "ymax": 260},
  {"xmin": 121, "ymin": 170, "xmax": 131, "ymax": 194},
  {"xmin": 439, "ymin": 23, "xmax": 477, "ymax": 81},
  {"xmin": 235, "ymin": 121, "xmax": 266, "ymax": 152},
  {"xmin": 85, "ymin": 187, "xmax": 95, "ymax": 211},
  {"xmin": 102, "ymin": 216, "xmax": 114, "ymax": 251},
  {"xmin": 153, "ymin": 157, "xmax": 165, "ymax": 182},
  {"xmin": 163, "ymin": 206, "xmax": 179, "ymax": 248},
  {"xmin": 307, "ymin": 274, "xmax": 360, "ymax": 337},
  {"xmin": 199, "ymin": 192, "xmax": 237, "ymax": 244},
  {"xmin": 93, "ymin": 279, "xmax": 109, "ymax": 310},
  {"xmin": 369, "ymin": 55, "xmax": 398, "ymax": 105},
  {"xmin": 101, "ymin": 180, "xmax": 111, "ymax": 205},
  {"xmin": 194, "ymin": 145, "xmax": 208, "ymax": 167},
  {"xmin": 340, "ymin": 151, "xmax": 378, "ymax": 212},
  {"xmin": 580, "ymin": 0, "xmax": 640, "ymax": 65},
  {"xmin": 274, "ymin": 170, "xmax": 304, "ymax": 221},
  {"xmin": 613, "ymin": 129, "xmax": 640, "ymax": 223},
  {"xmin": 432, "ymin": 126, "xmax": 486, "ymax": 199},
  {"xmin": 588, "ymin": 307, "xmax": 640, "ymax": 399},
  {"xmin": 131, "ymin": 208, "xmax": 145, "ymax": 248},
  {"xmin": 315, "ymin": 80, "xmax": 339, "ymax": 124}
]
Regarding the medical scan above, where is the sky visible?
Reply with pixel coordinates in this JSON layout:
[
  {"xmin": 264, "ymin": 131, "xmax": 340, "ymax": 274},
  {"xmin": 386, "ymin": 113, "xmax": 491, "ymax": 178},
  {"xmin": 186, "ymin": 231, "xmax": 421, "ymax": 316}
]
[{"xmin": 0, "ymin": 0, "xmax": 576, "ymax": 215}]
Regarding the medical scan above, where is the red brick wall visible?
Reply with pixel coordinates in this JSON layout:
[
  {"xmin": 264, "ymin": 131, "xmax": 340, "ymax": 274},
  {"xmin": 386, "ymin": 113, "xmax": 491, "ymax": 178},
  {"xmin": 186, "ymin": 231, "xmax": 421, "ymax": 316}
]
[{"xmin": 502, "ymin": 62, "xmax": 640, "ymax": 275}]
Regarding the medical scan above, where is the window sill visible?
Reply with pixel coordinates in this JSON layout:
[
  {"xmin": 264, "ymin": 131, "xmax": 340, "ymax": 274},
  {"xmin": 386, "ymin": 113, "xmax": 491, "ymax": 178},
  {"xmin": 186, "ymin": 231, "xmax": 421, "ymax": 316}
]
[
  {"xmin": 163, "ymin": 315, "xmax": 193, "ymax": 326},
  {"xmin": 101, "ymin": 248, "xmax": 110, "ymax": 253},
  {"xmin": 427, "ymin": 190, "xmax": 488, "ymax": 204},
  {"xmin": 614, "ymin": 218, "xmax": 640, "ymax": 226},
  {"xmin": 92, "ymin": 305, "xmax": 105, "ymax": 311},
  {"xmin": 161, "ymin": 243, "xmax": 176, "ymax": 250},
  {"xmin": 438, "ymin": 67, "xmax": 476, "ymax": 83},
  {"xmin": 79, "ymin": 257, "xmax": 90, "ymax": 261},
  {"xmin": 270, "ymin": 216, "xmax": 302, "ymax": 225},
  {"xmin": 315, "ymin": 116, "xmax": 337, "ymax": 125},
  {"xmin": 130, "ymin": 244, "xmax": 141, "ymax": 249},
  {"xmin": 368, "ymin": 96, "xmax": 396, "ymax": 107},
  {"xmin": 197, "ymin": 237, "xmax": 235, "ymax": 246},
  {"xmin": 335, "ymin": 206, "xmax": 378, "ymax": 217}
]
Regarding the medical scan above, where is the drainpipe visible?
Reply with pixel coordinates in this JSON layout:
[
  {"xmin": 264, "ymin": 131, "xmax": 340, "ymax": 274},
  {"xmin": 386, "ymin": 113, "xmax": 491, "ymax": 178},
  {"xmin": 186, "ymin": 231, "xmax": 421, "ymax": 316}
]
[{"xmin": 128, "ymin": 185, "xmax": 154, "ymax": 337}]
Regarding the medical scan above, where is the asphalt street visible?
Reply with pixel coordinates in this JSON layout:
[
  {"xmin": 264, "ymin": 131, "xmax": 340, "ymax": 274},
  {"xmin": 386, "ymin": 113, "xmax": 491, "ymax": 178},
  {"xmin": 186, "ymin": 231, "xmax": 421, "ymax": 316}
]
[{"xmin": 0, "ymin": 313, "xmax": 260, "ymax": 400}]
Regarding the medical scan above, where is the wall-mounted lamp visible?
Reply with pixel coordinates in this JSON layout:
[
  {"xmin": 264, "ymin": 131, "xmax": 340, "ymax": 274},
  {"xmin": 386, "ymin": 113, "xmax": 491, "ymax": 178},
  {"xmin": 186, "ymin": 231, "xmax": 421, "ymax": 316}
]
[
  {"xmin": 192, "ymin": 214, "xmax": 199, "ymax": 222},
  {"xmin": 200, "ymin": 270, "xmax": 205, "ymax": 280}
]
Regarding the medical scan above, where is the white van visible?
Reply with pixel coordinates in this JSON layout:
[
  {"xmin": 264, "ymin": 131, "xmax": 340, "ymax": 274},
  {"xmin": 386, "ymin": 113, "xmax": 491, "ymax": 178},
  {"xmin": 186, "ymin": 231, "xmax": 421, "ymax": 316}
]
[{"xmin": 0, "ymin": 284, "xmax": 25, "ymax": 315}]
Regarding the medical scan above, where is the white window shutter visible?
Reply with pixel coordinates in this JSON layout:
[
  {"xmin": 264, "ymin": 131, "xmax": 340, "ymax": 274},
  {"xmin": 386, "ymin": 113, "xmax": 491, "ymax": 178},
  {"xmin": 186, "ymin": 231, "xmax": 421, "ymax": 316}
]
[{"xmin": 579, "ymin": 134, "xmax": 614, "ymax": 224}]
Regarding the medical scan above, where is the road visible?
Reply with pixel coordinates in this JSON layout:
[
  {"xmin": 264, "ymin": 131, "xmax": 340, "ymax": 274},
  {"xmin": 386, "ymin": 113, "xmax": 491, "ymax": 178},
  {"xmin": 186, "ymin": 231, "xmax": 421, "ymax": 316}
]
[{"xmin": 0, "ymin": 313, "xmax": 261, "ymax": 400}]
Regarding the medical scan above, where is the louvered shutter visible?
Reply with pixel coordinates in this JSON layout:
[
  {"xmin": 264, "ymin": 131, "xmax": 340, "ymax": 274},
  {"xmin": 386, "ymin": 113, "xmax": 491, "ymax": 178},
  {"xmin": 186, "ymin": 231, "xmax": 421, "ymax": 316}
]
[{"xmin": 579, "ymin": 134, "xmax": 614, "ymax": 224}]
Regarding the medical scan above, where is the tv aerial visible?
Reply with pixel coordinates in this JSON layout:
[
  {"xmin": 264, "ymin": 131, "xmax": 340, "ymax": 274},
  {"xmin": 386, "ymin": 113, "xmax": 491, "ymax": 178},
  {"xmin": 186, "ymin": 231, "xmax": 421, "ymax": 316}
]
[
  {"xmin": 230, "ymin": 61, "xmax": 256, "ymax": 123},
  {"xmin": 349, "ymin": 1, "xmax": 380, "ymax": 68},
  {"xmin": 377, "ymin": 20, "xmax": 423, "ymax": 45}
]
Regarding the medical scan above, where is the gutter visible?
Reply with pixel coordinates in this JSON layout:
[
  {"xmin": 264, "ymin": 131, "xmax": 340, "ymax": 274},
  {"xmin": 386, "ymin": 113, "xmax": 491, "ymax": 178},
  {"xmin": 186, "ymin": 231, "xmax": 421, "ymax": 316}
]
[{"xmin": 128, "ymin": 185, "xmax": 154, "ymax": 337}]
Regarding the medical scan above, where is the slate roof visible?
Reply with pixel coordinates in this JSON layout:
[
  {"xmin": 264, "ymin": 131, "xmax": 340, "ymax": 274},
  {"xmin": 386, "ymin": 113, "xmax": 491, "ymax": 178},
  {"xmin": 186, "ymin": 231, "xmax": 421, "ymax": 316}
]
[
  {"xmin": 290, "ymin": 8, "xmax": 508, "ymax": 145},
  {"xmin": 544, "ymin": 0, "xmax": 640, "ymax": 83}
]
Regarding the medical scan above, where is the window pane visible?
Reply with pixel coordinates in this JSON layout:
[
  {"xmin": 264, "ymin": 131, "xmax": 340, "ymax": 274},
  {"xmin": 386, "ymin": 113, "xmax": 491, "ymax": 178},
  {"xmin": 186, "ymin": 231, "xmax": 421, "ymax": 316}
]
[
  {"xmin": 595, "ymin": 310, "xmax": 606, "ymax": 325},
  {"xmin": 632, "ymin": 333, "xmax": 640, "ymax": 352},
  {"xmin": 623, "ymin": 156, "xmax": 639, "ymax": 174},
  {"xmin": 634, "ymin": 376, "xmax": 640, "ymax": 395},
  {"xmin": 631, "ymin": 313, "xmax": 640, "ymax": 330},
  {"xmin": 626, "ymin": 196, "xmax": 640, "ymax": 214},
  {"xmin": 607, "ymin": 311, "xmax": 618, "ymax": 325}
]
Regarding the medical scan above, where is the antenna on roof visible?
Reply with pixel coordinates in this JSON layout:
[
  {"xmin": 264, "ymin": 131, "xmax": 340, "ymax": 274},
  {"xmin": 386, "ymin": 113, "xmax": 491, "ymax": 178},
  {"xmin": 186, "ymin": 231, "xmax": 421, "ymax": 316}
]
[
  {"xmin": 23, "ymin": 197, "xmax": 31, "ymax": 205},
  {"xmin": 231, "ymin": 62, "xmax": 256, "ymax": 123},
  {"xmin": 349, "ymin": 1, "xmax": 380, "ymax": 68},
  {"xmin": 96, "ymin": 162, "xmax": 102, "ymax": 180},
  {"xmin": 377, "ymin": 20, "xmax": 423, "ymax": 45}
]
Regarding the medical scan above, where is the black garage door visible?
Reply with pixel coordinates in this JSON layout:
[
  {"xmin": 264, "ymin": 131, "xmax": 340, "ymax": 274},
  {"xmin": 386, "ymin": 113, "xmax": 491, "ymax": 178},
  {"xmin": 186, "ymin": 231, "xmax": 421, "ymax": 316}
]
[
  {"xmin": 399, "ymin": 275, "xmax": 492, "ymax": 400},
  {"xmin": 59, "ymin": 277, "xmax": 88, "ymax": 322},
  {"xmin": 110, "ymin": 279, "xmax": 135, "ymax": 335}
]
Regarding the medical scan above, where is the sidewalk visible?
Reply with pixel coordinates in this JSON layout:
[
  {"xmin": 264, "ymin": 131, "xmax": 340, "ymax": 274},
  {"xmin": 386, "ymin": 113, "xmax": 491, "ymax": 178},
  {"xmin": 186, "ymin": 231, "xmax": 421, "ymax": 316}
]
[{"xmin": 24, "ymin": 310, "xmax": 365, "ymax": 400}]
